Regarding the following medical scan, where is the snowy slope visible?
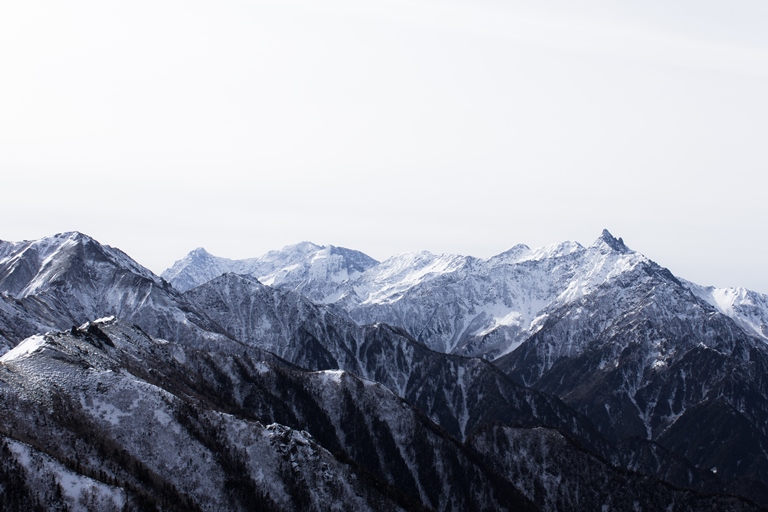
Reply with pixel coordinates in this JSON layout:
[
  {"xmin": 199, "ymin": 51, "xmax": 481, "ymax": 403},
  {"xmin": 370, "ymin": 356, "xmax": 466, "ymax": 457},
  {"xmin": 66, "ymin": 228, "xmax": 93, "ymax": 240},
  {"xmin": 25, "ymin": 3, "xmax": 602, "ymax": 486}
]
[{"xmin": 685, "ymin": 280, "xmax": 768, "ymax": 340}]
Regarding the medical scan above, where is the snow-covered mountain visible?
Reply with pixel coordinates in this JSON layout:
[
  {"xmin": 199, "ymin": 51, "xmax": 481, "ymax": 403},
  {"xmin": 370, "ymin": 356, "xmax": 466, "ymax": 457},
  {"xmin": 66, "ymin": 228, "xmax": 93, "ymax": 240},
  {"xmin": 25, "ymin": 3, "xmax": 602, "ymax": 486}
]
[
  {"xmin": 162, "ymin": 242, "xmax": 379, "ymax": 302},
  {"xmin": 3, "ymin": 230, "xmax": 768, "ymax": 510},
  {"xmin": 166, "ymin": 229, "xmax": 768, "ymax": 361},
  {"xmin": 494, "ymin": 244, "xmax": 768, "ymax": 506},
  {"xmin": 342, "ymin": 231, "xmax": 650, "ymax": 357},
  {"xmin": 165, "ymin": 236, "xmax": 600, "ymax": 357},
  {"xmin": 161, "ymin": 229, "xmax": 768, "ymax": 506},
  {"xmin": 0, "ymin": 231, "xmax": 238, "ymax": 352}
]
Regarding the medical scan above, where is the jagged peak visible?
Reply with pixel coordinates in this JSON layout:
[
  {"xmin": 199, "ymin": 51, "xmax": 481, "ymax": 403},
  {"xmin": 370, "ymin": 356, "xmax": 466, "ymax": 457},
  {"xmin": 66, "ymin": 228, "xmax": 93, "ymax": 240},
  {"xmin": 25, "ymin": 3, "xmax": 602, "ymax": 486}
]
[{"xmin": 592, "ymin": 229, "xmax": 630, "ymax": 253}]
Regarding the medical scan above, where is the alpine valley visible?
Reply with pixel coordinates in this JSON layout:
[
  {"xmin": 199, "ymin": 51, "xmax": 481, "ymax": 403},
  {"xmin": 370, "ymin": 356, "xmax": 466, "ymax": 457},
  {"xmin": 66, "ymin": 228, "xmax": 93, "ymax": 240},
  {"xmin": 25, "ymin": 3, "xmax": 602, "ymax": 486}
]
[{"xmin": 1, "ymin": 231, "xmax": 767, "ymax": 511}]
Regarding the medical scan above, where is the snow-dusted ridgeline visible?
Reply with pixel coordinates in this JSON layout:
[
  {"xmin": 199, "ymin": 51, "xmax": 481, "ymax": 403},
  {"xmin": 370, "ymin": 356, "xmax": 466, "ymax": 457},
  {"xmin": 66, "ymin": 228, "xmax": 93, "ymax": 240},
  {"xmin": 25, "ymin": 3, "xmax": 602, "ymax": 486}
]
[
  {"xmin": 2, "ymin": 230, "xmax": 768, "ymax": 509},
  {"xmin": 165, "ymin": 230, "xmax": 768, "ymax": 360}
]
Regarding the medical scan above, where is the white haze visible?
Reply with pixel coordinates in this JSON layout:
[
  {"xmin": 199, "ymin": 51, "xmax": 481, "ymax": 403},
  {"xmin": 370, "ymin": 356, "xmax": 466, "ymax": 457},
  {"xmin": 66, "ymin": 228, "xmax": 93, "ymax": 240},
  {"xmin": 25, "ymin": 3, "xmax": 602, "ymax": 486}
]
[{"xmin": 1, "ymin": 0, "xmax": 767, "ymax": 292}]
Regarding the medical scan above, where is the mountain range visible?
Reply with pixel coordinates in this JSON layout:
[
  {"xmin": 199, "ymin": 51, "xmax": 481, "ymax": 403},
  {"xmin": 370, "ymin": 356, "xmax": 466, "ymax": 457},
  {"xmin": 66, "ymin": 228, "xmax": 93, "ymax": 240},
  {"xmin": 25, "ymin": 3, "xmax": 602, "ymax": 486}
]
[{"xmin": 1, "ymin": 230, "xmax": 767, "ymax": 511}]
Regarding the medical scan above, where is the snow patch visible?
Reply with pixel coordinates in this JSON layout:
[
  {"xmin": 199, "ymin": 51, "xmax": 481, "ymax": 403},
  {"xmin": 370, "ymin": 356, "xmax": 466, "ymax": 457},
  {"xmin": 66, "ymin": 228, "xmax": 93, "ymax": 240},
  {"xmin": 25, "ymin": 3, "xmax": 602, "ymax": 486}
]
[
  {"xmin": 0, "ymin": 334, "xmax": 48, "ymax": 362},
  {"xmin": 314, "ymin": 369, "xmax": 345, "ymax": 385}
]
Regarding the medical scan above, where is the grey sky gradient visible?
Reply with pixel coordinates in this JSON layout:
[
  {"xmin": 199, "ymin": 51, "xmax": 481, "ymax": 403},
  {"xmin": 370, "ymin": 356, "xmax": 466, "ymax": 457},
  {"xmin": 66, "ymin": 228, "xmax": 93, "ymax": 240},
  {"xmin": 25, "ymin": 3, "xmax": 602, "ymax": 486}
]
[{"xmin": 2, "ymin": 0, "xmax": 767, "ymax": 291}]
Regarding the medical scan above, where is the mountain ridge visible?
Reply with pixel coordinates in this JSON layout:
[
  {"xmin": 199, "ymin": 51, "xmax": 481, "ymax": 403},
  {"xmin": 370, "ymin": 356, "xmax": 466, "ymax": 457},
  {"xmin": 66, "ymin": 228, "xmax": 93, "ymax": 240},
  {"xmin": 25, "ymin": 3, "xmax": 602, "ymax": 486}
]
[
  {"xmin": 2, "ymin": 230, "xmax": 768, "ymax": 509},
  {"xmin": 162, "ymin": 230, "xmax": 768, "ymax": 358}
]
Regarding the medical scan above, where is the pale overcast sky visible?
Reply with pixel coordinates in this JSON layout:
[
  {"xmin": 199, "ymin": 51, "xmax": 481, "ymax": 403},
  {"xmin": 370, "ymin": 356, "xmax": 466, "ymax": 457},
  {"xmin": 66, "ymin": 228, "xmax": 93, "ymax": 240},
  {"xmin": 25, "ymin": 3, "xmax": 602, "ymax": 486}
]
[{"xmin": 2, "ymin": 0, "xmax": 767, "ymax": 291}]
